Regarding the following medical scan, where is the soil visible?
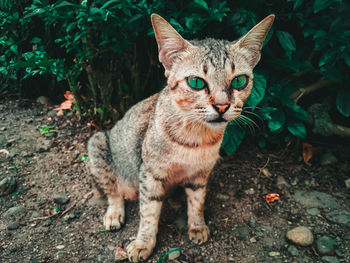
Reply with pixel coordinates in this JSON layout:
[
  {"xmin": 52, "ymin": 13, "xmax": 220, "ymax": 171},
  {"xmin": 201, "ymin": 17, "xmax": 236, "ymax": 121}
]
[{"xmin": 0, "ymin": 98, "xmax": 349, "ymax": 263}]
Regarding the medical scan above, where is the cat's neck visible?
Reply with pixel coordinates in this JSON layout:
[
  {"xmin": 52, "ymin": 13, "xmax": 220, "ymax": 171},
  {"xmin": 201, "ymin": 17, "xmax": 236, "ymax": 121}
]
[{"xmin": 158, "ymin": 89, "xmax": 226, "ymax": 148}]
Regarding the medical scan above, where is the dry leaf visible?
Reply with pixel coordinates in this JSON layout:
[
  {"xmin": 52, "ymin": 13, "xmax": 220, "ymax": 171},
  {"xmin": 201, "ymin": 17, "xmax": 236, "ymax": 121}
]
[
  {"xmin": 0, "ymin": 149, "xmax": 9, "ymax": 155},
  {"xmin": 64, "ymin": 91, "xmax": 75, "ymax": 103},
  {"xmin": 302, "ymin": 142, "xmax": 313, "ymax": 163},
  {"xmin": 261, "ymin": 168, "xmax": 272, "ymax": 177}
]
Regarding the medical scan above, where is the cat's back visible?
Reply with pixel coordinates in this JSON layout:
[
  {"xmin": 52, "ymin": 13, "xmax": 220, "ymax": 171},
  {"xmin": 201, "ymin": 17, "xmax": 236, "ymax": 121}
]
[{"xmin": 108, "ymin": 93, "xmax": 159, "ymax": 181}]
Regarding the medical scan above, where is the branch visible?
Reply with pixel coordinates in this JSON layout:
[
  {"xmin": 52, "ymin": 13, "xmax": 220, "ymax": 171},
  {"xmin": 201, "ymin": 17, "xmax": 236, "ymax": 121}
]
[{"xmin": 290, "ymin": 78, "xmax": 335, "ymax": 103}]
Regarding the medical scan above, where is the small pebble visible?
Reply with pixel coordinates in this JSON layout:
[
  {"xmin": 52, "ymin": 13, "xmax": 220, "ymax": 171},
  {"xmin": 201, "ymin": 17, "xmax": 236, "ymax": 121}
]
[
  {"xmin": 316, "ymin": 236, "xmax": 337, "ymax": 255},
  {"xmin": 307, "ymin": 208, "xmax": 320, "ymax": 216},
  {"xmin": 268, "ymin": 251, "xmax": 280, "ymax": 257},
  {"xmin": 321, "ymin": 256, "xmax": 339, "ymax": 263},
  {"xmin": 7, "ymin": 222, "xmax": 20, "ymax": 230},
  {"xmin": 168, "ymin": 249, "xmax": 181, "ymax": 260},
  {"xmin": 287, "ymin": 245, "xmax": 299, "ymax": 256},
  {"xmin": 53, "ymin": 194, "xmax": 70, "ymax": 205},
  {"xmin": 286, "ymin": 226, "xmax": 314, "ymax": 246},
  {"xmin": 56, "ymin": 245, "xmax": 65, "ymax": 250},
  {"xmin": 345, "ymin": 178, "xmax": 350, "ymax": 188}
]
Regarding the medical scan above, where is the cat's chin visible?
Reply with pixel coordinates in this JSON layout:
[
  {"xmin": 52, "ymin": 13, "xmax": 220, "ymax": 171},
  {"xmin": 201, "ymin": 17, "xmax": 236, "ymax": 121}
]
[{"xmin": 205, "ymin": 118, "xmax": 228, "ymax": 130}]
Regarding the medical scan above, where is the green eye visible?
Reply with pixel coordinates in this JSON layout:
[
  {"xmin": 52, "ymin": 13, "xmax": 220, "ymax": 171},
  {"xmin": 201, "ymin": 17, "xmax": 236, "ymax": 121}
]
[
  {"xmin": 232, "ymin": 75, "xmax": 249, "ymax": 90},
  {"xmin": 186, "ymin": 76, "xmax": 206, "ymax": 90}
]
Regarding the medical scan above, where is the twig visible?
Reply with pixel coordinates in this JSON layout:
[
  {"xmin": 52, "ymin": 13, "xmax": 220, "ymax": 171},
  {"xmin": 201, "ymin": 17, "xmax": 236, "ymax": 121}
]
[
  {"xmin": 258, "ymin": 157, "xmax": 270, "ymax": 176},
  {"xmin": 60, "ymin": 201, "xmax": 77, "ymax": 217},
  {"xmin": 290, "ymin": 78, "xmax": 335, "ymax": 103}
]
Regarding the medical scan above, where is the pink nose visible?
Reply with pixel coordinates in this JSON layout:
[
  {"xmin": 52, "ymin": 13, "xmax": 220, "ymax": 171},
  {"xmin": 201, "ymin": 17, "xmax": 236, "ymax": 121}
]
[{"xmin": 213, "ymin": 104, "xmax": 230, "ymax": 114}]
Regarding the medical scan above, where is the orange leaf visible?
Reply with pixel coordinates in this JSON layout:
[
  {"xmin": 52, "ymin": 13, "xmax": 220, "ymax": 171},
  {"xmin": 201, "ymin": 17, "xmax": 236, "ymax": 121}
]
[
  {"xmin": 302, "ymin": 142, "xmax": 313, "ymax": 163},
  {"xmin": 264, "ymin": 193, "xmax": 280, "ymax": 208},
  {"xmin": 0, "ymin": 149, "xmax": 9, "ymax": 155},
  {"xmin": 54, "ymin": 100, "xmax": 73, "ymax": 111},
  {"xmin": 64, "ymin": 91, "xmax": 75, "ymax": 103}
]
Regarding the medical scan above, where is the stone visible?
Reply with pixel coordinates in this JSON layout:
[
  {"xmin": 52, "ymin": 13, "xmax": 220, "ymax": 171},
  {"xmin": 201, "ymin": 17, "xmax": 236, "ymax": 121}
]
[
  {"xmin": 32, "ymin": 211, "xmax": 41, "ymax": 218},
  {"xmin": 321, "ymin": 256, "xmax": 339, "ymax": 263},
  {"xmin": 320, "ymin": 152, "xmax": 338, "ymax": 166},
  {"xmin": 4, "ymin": 206, "xmax": 27, "ymax": 218},
  {"xmin": 36, "ymin": 139, "xmax": 52, "ymax": 153},
  {"xmin": 306, "ymin": 208, "xmax": 320, "ymax": 216},
  {"xmin": 345, "ymin": 178, "xmax": 350, "ymax": 188},
  {"xmin": 43, "ymin": 220, "xmax": 52, "ymax": 227},
  {"xmin": 335, "ymin": 248, "xmax": 346, "ymax": 258},
  {"xmin": 293, "ymin": 191, "xmax": 340, "ymax": 209},
  {"xmin": 268, "ymin": 251, "xmax": 280, "ymax": 257},
  {"xmin": 286, "ymin": 226, "xmax": 314, "ymax": 246},
  {"xmin": 47, "ymin": 110, "xmax": 57, "ymax": 118},
  {"xmin": 325, "ymin": 210, "xmax": 350, "ymax": 227},
  {"xmin": 7, "ymin": 222, "xmax": 20, "ymax": 230},
  {"xmin": 316, "ymin": 236, "xmax": 337, "ymax": 255},
  {"xmin": 63, "ymin": 212, "xmax": 77, "ymax": 222},
  {"xmin": 232, "ymin": 226, "xmax": 250, "ymax": 240},
  {"xmin": 276, "ymin": 176, "xmax": 290, "ymax": 189},
  {"xmin": 174, "ymin": 214, "xmax": 187, "ymax": 231},
  {"xmin": 287, "ymin": 245, "xmax": 299, "ymax": 256},
  {"xmin": 53, "ymin": 194, "xmax": 70, "ymax": 205},
  {"xmin": 0, "ymin": 176, "xmax": 17, "ymax": 196},
  {"xmin": 36, "ymin": 96, "xmax": 53, "ymax": 106},
  {"xmin": 168, "ymin": 249, "xmax": 181, "ymax": 260},
  {"xmin": 216, "ymin": 193, "xmax": 229, "ymax": 200},
  {"xmin": 56, "ymin": 245, "xmax": 65, "ymax": 250},
  {"xmin": 55, "ymin": 251, "xmax": 66, "ymax": 259}
]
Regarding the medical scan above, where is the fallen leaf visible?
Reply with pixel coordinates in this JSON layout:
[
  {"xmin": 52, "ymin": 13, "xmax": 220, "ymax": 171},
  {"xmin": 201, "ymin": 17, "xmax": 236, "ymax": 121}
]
[
  {"xmin": 261, "ymin": 168, "xmax": 272, "ymax": 177},
  {"xmin": 0, "ymin": 149, "xmax": 9, "ymax": 155},
  {"xmin": 264, "ymin": 193, "xmax": 280, "ymax": 208},
  {"xmin": 302, "ymin": 142, "xmax": 313, "ymax": 163},
  {"xmin": 54, "ymin": 100, "xmax": 73, "ymax": 111},
  {"xmin": 64, "ymin": 91, "xmax": 75, "ymax": 103}
]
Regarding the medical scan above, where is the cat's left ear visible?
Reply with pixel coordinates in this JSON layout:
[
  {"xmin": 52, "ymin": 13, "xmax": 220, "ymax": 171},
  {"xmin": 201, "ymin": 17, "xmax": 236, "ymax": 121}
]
[
  {"xmin": 151, "ymin": 14, "xmax": 193, "ymax": 71},
  {"xmin": 231, "ymin": 15, "xmax": 275, "ymax": 68}
]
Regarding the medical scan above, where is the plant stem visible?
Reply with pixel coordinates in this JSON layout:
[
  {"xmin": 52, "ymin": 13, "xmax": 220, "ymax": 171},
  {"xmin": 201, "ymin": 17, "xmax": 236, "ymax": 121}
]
[{"xmin": 290, "ymin": 78, "xmax": 335, "ymax": 103}]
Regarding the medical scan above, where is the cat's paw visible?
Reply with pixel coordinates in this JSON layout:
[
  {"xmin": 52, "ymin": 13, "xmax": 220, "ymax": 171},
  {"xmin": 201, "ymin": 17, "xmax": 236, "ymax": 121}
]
[
  {"xmin": 103, "ymin": 205, "xmax": 125, "ymax": 230},
  {"xmin": 126, "ymin": 239, "xmax": 154, "ymax": 262},
  {"xmin": 188, "ymin": 224, "xmax": 210, "ymax": 245}
]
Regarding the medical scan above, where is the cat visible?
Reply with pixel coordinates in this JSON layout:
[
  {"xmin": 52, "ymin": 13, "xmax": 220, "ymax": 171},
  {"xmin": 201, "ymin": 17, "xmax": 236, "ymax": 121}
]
[{"xmin": 87, "ymin": 13, "xmax": 274, "ymax": 262}]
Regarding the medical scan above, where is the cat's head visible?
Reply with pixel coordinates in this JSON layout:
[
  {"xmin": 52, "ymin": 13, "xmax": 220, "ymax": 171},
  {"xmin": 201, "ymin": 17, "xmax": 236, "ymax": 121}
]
[{"xmin": 151, "ymin": 14, "xmax": 274, "ymax": 131}]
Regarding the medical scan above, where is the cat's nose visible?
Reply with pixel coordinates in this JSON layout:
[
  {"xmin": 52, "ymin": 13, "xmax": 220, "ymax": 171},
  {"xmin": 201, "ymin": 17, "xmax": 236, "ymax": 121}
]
[{"xmin": 212, "ymin": 104, "xmax": 230, "ymax": 114}]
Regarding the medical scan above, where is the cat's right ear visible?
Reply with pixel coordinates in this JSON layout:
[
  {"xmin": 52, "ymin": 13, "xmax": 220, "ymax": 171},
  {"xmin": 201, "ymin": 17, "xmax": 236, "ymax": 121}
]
[{"xmin": 151, "ymin": 14, "xmax": 192, "ymax": 71}]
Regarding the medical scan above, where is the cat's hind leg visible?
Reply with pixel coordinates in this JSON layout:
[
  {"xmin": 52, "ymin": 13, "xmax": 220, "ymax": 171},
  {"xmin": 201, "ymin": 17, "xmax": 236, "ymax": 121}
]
[{"xmin": 88, "ymin": 131, "xmax": 125, "ymax": 230}]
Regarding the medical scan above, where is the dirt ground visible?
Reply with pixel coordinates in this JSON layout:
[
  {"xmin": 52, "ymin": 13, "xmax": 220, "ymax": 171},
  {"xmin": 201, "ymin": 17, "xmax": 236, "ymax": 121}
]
[{"xmin": 0, "ymin": 98, "xmax": 349, "ymax": 263}]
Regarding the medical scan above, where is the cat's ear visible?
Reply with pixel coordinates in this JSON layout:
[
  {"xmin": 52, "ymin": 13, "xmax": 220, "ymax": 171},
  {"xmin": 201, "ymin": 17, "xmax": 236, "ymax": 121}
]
[
  {"xmin": 151, "ymin": 14, "xmax": 192, "ymax": 70},
  {"xmin": 231, "ymin": 14, "xmax": 275, "ymax": 68}
]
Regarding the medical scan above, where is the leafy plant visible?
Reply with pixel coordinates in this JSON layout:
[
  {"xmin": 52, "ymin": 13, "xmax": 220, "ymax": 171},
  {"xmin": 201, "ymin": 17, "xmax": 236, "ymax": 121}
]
[{"xmin": 1, "ymin": 0, "xmax": 350, "ymax": 153}]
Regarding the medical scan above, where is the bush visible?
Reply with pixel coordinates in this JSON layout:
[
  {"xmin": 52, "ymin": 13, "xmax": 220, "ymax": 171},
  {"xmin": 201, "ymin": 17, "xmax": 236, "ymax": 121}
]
[{"xmin": 1, "ymin": 0, "xmax": 350, "ymax": 153}]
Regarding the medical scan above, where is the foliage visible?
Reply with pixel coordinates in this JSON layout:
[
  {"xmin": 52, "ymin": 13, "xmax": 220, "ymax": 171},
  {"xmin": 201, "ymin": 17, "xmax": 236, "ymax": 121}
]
[{"xmin": 1, "ymin": 0, "xmax": 350, "ymax": 153}]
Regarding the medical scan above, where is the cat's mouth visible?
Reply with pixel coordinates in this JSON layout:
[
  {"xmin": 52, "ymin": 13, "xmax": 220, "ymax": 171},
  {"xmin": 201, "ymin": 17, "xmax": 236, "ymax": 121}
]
[{"xmin": 208, "ymin": 117, "xmax": 228, "ymax": 123}]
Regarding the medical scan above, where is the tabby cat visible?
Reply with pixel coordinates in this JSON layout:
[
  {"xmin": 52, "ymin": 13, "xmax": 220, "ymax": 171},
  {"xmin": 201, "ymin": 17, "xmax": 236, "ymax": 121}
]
[{"xmin": 88, "ymin": 13, "xmax": 274, "ymax": 262}]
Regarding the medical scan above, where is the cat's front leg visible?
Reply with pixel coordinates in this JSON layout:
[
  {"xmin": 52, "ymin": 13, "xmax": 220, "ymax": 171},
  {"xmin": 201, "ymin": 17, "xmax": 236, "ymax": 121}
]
[
  {"xmin": 185, "ymin": 176, "xmax": 210, "ymax": 245},
  {"xmin": 127, "ymin": 167, "xmax": 164, "ymax": 262}
]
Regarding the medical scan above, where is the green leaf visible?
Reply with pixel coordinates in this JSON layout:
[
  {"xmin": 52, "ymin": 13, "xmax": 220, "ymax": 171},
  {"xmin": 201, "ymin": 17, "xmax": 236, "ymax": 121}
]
[
  {"xmin": 276, "ymin": 30, "xmax": 296, "ymax": 52},
  {"xmin": 0, "ymin": 66, "xmax": 8, "ymax": 75},
  {"xmin": 193, "ymin": 0, "xmax": 209, "ymax": 10},
  {"xmin": 336, "ymin": 89, "xmax": 350, "ymax": 117},
  {"xmin": 287, "ymin": 122, "xmax": 307, "ymax": 138},
  {"xmin": 31, "ymin": 37, "xmax": 42, "ymax": 44},
  {"xmin": 268, "ymin": 109, "xmax": 286, "ymax": 133},
  {"xmin": 286, "ymin": 104, "xmax": 310, "ymax": 121},
  {"xmin": 293, "ymin": 0, "xmax": 303, "ymax": 9},
  {"xmin": 222, "ymin": 122, "xmax": 246, "ymax": 155},
  {"xmin": 245, "ymin": 73, "xmax": 266, "ymax": 110},
  {"xmin": 319, "ymin": 65, "xmax": 343, "ymax": 81},
  {"xmin": 313, "ymin": 0, "xmax": 341, "ymax": 14},
  {"xmin": 344, "ymin": 51, "xmax": 350, "ymax": 67},
  {"xmin": 257, "ymin": 107, "xmax": 278, "ymax": 120}
]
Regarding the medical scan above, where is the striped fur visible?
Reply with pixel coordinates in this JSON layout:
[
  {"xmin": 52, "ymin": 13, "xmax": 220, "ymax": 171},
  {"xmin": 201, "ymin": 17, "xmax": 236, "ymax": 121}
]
[{"xmin": 87, "ymin": 13, "xmax": 274, "ymax": 262}]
